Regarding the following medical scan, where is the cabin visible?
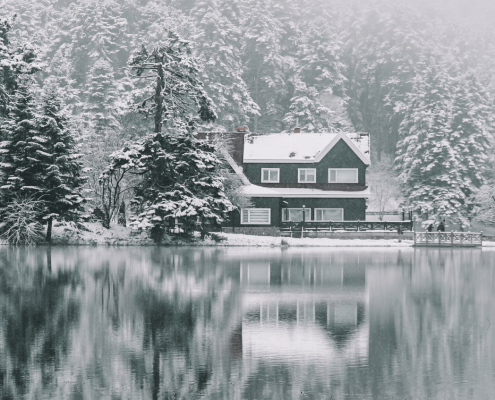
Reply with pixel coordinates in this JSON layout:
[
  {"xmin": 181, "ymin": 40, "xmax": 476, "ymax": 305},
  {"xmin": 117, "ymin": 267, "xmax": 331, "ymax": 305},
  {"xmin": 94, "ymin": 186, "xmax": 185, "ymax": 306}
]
[{"xmin": 198, "ymin": 129, "xmax": 371, "ymax": 235}]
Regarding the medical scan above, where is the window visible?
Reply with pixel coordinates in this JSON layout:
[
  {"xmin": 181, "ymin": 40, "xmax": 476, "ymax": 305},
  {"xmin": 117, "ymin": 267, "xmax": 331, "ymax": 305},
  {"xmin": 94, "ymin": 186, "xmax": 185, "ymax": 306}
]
[
  {"xmin": 261, "ymin": 168, "xmax": 280, "ymax": 183},
  {"xmin": 241, "ymin": 208, "xmax": 271, "ymax": 224},
  {"xmin": 315, "ymin": 208, "xmax": 343, "ymax": 221},
  {"xmin": 298, "ymin": 168, "xmax": 316, "ymax": 183},
  {"xmin": 282, "ymin": 208, "xmax": 311, "ymax": 222},
  {"xmin": 328, "ymin": 168, "xmax": 358, "ymax": 183}
]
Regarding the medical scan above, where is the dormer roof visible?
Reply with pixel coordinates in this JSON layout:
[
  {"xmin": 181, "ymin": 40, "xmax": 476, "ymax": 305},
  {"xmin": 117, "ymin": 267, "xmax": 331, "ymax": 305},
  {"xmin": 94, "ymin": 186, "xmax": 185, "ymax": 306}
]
[{"xmin": 243, "ymin": 131, "xmax": 370, "ymax": 165}]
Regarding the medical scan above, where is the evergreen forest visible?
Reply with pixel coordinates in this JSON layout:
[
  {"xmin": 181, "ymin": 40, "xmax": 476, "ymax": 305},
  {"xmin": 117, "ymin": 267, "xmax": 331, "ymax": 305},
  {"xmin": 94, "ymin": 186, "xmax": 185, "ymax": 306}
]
[{"xmin": 1, "ymin": 0, "xmax": 495, "ymax": 239}]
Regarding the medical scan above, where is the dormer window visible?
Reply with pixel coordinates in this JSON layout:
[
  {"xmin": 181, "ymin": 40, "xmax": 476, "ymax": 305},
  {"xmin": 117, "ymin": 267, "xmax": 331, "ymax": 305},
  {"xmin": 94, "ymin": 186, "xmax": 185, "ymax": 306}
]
[
  {"xmin": 328, "ymin": 168, "xmax": 358, "ymax": 183},
  {"xmin": 261, "ymin": 168, "xmax": 279, "ymax": 183},
  {"xmin": 298, "ymin": 168, "xmax": 316, "ymax": 183}
]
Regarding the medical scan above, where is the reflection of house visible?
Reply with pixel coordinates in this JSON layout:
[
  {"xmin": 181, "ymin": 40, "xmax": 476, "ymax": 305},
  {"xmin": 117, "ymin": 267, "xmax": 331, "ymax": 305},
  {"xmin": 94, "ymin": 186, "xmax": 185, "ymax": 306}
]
[
  {"xmin": 198, "ymin": 129, "xmax": 370, "ymax": 233},
  {"xmin": 234, "ymin": 256, "xmax": 368, "ymax": 362}
]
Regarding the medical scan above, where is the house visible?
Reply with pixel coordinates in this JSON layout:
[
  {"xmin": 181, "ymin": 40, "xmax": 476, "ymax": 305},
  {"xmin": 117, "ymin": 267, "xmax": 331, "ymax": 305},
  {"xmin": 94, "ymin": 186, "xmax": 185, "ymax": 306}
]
[{"xmin": 198, "ymin": 128, "xmax": 371, "ymax": 235}]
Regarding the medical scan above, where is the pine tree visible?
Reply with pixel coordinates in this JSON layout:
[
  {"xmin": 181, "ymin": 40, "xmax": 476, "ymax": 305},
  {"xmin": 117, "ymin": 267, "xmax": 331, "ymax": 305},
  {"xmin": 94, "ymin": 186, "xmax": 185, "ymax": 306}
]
[
  {"xmin": 282, "ymin": 11, "xmax": 346, "ymax": 132},
  {"xmin": 343, "ymin": 3, "xmax": 427, "ymax": 157},
  {"xmin": 105, "ymin": 29, "xmax": 232, "ymax": 241},
  {"xmin": 36, "ymin": 84, "xmax": 87, "ymax": 242},
  {"xmin": 282, "ymin": 78, "xmax": 331, "ymax": 132},
  {"xmin": 0, "ymin": 79, "xmax": 44, "ymax": 207},
  {"xmin": 107, "ymin": 130, "xmax": 233, "ymax": 240},
  {"xmin": 47, "ymin": 0, "xmax": 129, "ymax": 86},
  {"xmin": 395, "ymin": 57, "xmax": 468, "ymax": 227},
  {"xmin": 0, "ymin": 16, "xmax": 41, "ymax": 117},
  {"xmin": 190, "ymin": 0, "xmax": 259, "ymax": 130},
  {"xmin": 241, "ymin": 0, "xmax": 284, "ymax": 132},
  {"xmin": 450, "ymin": 71, "xmax": 493, "ymax": 186},
  {"xmin": 128, "ymin": 34, "xmax": 216, "ymax": 133},
  {"xmin": 83, "ymin": 58, "xmax": 121, "ymax": 136}
]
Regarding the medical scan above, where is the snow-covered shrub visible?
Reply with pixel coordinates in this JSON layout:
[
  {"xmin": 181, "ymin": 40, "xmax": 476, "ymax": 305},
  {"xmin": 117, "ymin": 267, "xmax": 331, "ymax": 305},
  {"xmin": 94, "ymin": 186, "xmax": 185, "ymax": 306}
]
[
  {"xmin": 471, "ymin": 183, "xmax": 495, "ymax": 226},
  {"xmin": 0, "ymin": 196, "xmax": 44, "ymax": 245}
]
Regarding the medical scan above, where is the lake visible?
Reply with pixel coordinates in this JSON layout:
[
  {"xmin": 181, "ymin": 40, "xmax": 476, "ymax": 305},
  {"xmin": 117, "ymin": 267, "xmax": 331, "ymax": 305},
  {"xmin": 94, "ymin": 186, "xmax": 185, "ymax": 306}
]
[{"xmin": 1, "ymin": 246, "xmax": 494, "ymax": 399}]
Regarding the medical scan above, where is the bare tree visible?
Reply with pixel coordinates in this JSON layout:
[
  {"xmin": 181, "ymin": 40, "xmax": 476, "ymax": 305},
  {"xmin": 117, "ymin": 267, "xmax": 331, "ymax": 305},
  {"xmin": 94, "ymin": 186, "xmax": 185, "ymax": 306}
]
[{"xmin": 367, "ymin": 155, "xmax": 401, "ymax": 219}]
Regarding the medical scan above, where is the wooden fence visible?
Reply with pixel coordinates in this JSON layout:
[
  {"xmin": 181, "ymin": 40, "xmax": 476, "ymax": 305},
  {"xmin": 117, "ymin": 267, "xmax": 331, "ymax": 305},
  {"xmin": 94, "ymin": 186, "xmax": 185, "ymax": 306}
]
[
  {"xmin": 280, "ymin": 220, "xmax": 413, "ymax": 234},
  {"xmin": 413, "ymin": 232, "xmax": 483, "ymax": 247}
]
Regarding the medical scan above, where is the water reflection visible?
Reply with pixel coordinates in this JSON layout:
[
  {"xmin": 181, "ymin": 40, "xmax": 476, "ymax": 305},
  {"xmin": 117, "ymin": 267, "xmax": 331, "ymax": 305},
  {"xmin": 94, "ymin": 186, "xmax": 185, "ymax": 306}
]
[{"xmin": 0, "ymin": 247, "xmax": 494, "ymax": 399}]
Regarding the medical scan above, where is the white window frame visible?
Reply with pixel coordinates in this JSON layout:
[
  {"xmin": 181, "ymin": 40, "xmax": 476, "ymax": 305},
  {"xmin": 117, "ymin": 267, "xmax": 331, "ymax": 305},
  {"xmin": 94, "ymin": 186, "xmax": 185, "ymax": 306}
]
[
  {"xmin": 328, "ymin": 168, "xmax": 358, "ymax": 183},
  {"xmin": 298, "ymin": 168, "xmax": 316, "ymax": 183},
  {"xmin": 282, "ymin": 208, "xmax": 312, "ymax": 222},
  {"xmin": 314, "ymin": 208, "xmax": 344, "ymax": 221},
  {"xmin": 261, "ymin": 168, "xmax": 280, "ymax": 183},
  {"xmin": 241, "ymin": 208, "xmax": 271, "ymax": 225}
]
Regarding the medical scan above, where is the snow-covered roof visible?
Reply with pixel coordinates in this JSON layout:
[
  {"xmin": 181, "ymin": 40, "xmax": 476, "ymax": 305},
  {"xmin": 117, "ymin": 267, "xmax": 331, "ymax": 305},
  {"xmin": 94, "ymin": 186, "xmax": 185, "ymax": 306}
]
[
  {"xmin": 242, "ymin": 184, "xmax": 370, "ymax": 198},
  {"xmin": 243, "ymin": 131, "xmax": 370, "ymax": 164}
]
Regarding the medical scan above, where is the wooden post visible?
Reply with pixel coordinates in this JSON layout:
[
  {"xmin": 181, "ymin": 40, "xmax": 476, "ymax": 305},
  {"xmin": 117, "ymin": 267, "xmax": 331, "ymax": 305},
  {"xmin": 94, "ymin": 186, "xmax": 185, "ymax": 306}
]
[
  {"xmin": 451, "ymin": 231, "xmax": 453, "ymax": 247},
  {"xmin": 357, "ymin": 220, "xmax": 360, "ymax": 232},
  {"xmin": 414, "ymin": 231, "xmax": 416, "ymax": 245},
  {"xmin": 301, "ymin": 206, "xmax": 306, "ymax": 239},
  {"xmin": 481, "ymin": 231, "xmax": 483, "ymax": 246},
  {"xmin": 426, "ymin": 230, "xmax": 428, "ymax": 246},
  {"xmin": 438, "ymin": 231, "xmax": 441, "ymax": 245}
]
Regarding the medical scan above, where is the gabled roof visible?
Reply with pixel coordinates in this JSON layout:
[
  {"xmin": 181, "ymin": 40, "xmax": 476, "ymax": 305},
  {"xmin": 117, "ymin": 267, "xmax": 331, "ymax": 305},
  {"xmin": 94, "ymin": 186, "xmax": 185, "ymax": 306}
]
[{"xmin": 243, "ymin": 131, "xmax": 370, "ymax": 165}]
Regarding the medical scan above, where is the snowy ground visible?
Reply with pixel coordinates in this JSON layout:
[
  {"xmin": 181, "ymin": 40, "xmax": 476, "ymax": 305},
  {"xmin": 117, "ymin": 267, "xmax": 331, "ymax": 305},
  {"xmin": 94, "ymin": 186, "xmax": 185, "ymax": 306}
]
[{"xmin": 0, "ymin": 221, "xmax": 494, "ymax": 247}]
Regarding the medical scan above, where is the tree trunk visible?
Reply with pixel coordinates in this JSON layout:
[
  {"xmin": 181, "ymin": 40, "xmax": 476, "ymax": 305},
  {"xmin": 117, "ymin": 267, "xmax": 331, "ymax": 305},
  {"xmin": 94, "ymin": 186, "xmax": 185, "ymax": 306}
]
[
  {"xmin": 154, "ymin": 52, "xmax": 164, "ymax": 134},
  {"xmin": 118, "ymin": 200, "xmax": 126, "ymax": 227},
  {"xmin": 46, "ymin": 217, "xmax": 53, "ymax": 244}
]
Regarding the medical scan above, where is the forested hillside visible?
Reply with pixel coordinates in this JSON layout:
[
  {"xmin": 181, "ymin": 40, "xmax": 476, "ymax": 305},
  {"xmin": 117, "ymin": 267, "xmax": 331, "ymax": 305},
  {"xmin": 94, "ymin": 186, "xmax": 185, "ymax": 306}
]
[{"xmin": 1, "ymin": 0, "xmax": 495, "ymax": 232}]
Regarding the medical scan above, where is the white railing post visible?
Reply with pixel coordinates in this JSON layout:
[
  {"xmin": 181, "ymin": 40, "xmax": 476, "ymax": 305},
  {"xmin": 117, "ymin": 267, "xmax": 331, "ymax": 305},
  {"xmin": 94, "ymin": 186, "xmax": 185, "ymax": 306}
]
[{"xmin": 451, "ymin": 231, "xmax": 453, "ymax": 247}]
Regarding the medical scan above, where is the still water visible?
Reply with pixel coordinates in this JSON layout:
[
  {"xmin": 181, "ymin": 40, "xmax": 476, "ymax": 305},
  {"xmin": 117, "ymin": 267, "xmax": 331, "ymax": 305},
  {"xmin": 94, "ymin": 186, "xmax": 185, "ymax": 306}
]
[{"xmin": 0, "ymin": 246, "xmax": 494, "ymax": 400}]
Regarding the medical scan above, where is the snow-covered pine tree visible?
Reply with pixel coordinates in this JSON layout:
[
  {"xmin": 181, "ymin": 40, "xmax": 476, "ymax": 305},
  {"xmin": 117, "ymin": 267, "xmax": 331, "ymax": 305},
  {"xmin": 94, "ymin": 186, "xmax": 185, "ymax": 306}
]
[
  {"xmin": 190, "ymin": 0, "xmax": 259, "ymax": 130},
  {"xmin": 395, "ymin": 57, "xmax": 470, "ymax": 227},
  {"xmin": 46, "ymin": 0, "xmax": 129, "ymax": 87},
  {"xmin": 128, "ymin": 33, "xmax": 216, "ymax": 132},
  {"xmin": 282, "ymin": 12, "xmax": 346, "ymax": 132},
  {"xmin": 104, "ymin": 29, "xmax": 232, "ymax": 241},
  {"xmin": 107, "ymin": 129, "xmax": 233, "ymax": 240},
  {"xmin": 450, "ymin": 71, "xmax": 493, "ymax": 191},
  {"xmin": 343, "ymin": 3, "xmax": 427, "ymax": 157},
  {"xmin": 36, "ymin": 83, "xmax": 87, "ymax": 242},
  {"xmin": 83, "ymin": 58, "xmax": 121, "ymax": 137},
  {"xmin": 282, "ymin": 78, "xmax": 330, "ymax": 132},
  {"xmin": 241, "ymin": 0, "xmax": 284, "ymax": 132},
  {"xmin": 0, "ymin": 78, "xmax": 44, "ymax": 208},
  {"xmin": 0, "ymin": 16, "xmax": 41, "ymax": 117},
  {"xmin": 43, "ymin": 50, "xmax": 81, "ymax": 114}
]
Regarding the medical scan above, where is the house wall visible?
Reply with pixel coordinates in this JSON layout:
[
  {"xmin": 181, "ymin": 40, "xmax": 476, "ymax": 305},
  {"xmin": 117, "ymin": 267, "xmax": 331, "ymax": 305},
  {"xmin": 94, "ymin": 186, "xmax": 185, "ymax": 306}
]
[
  {"xmin": 243, "ymin": 139, "xmax": 367, "ymax": 186},
  {"xmin": 227, "ymin": 197, "xmax": 366, "ymax": 228}
]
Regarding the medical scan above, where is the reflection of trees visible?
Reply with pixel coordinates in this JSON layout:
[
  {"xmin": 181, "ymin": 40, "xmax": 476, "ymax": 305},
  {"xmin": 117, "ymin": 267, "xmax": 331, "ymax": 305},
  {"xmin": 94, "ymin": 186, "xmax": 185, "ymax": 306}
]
[
  {"xmin": 0, "ymin": 248, "xmax": 81, "ymax": 399},
  {"xmin": 4, "ymin": 246, "xmax": 493, "ymax": 399},
  {"xmin": 368, "ymin": 249, "xmax": 495, "ymax": 399},
  {"xmin": 0, "ymin": 247, "xmax": 243, "ymax": 399}
]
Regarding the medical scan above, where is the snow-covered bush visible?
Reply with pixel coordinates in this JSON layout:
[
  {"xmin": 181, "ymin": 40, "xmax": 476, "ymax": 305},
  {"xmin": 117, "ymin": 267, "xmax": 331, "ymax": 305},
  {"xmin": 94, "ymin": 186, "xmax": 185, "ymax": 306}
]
[{"xmin": 0, "ymin": 196, "xmax": 44, "ymax": 245}]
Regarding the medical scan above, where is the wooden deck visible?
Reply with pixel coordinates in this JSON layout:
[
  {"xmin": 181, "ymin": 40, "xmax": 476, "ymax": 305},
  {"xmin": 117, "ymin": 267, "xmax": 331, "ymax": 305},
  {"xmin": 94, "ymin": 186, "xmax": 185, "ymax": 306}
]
[{"xmin": 413, "ymin": 232, "xmax": 483, "ymax": 247}]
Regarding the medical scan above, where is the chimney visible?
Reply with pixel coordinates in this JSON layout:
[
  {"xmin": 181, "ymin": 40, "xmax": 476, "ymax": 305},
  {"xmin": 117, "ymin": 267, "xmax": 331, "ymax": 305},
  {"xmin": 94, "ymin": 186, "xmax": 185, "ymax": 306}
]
[
  {"xmin": 294, "ymin": 118, "xmax": 300, "ymax": 133},
  {"xmin": 230, "ymin": 127, "xmax": 248, "ymax": 165}
]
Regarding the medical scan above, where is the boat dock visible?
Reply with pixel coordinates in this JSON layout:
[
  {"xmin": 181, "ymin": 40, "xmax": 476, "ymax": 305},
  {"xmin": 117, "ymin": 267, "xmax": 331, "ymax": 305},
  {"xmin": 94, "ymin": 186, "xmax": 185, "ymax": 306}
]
[{"xmin": 413, "ymin": 232, "xmax": 483, "ymax": 247}]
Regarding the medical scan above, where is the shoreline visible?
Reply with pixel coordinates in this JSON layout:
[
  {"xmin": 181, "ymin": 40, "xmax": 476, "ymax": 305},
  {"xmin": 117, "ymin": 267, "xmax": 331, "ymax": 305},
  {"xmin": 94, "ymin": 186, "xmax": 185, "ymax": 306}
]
[{"xmin": 1, "ymin": 221, "xmax": 493, "ymax": 247}]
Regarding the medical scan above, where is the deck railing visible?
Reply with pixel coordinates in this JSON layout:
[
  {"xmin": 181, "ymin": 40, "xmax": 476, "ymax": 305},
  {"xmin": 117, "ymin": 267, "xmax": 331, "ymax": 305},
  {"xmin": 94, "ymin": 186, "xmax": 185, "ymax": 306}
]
[
  {"xmin": 413, "ymin": 231, "xmax": 483, "ymax": 247},
  {"xmin": 280, "ymin": 220, "xmax": 413, "ymax": 233}
]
